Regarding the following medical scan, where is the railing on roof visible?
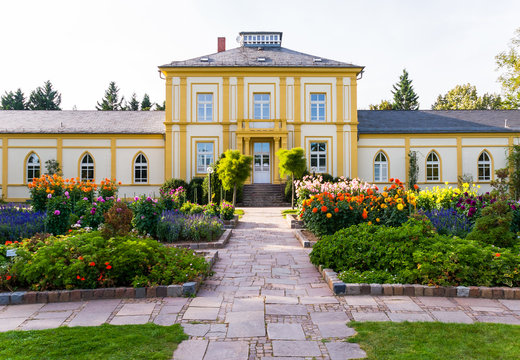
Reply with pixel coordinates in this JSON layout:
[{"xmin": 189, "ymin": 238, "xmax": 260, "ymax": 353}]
[{"xmin": 236, "ymin": 119, "xmax": 287, "ymax": 132}]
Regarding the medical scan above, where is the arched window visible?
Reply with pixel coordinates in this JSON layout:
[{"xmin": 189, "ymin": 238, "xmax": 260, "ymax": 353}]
[
  {"xmin": 26, "ymin": 153, "xmax": 40, "ymax": 182},
  {"xmin": 134, "ymin": 153, "xmax": 148, "ymax": 183},
  {"xmin": 478, "ymin": 150, "xmax": 492, "ymax": 181},
  {"xmin": 374, "ymin": 151, "xmax": 388, "ymax": 182},
  {"xmin": 80, "ymin": 153, "xmax": 95, "ymax": 181},
  {"xmin": 426, "ymin": 151, "xmax": 440, "ymax": 181}
]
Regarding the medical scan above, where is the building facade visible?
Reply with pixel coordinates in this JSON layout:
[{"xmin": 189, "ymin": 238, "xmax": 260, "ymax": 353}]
[{"xmin": 1, "ymin": 31, "xmax": 520, "ymax": 201}]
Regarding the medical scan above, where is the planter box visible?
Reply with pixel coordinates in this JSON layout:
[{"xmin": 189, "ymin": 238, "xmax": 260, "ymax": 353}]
[{"xmin": 0, "ymin": 251, "xmax": 219, "ymax": 305}]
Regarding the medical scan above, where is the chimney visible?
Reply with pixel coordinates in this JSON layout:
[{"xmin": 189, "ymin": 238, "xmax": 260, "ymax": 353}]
[{"xmin": 218, "ymin": 37, "xmax": 226, "ymax": 52}]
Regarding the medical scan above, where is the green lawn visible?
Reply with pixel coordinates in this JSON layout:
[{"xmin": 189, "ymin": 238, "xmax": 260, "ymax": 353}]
[
  {"xmin": 0, "ymin": 323, "xmax": 187, "ymax": 360},
  {"xmin": 281, "ymin": 208, "xmax": 299, "ymax": 218},
  {"xmin": 349, "ymin": 321, "xmax": 520, "ymax": 360},
  {"xmin": 234, "ymin": 208, "xmax": 244, "ymax": 218}
]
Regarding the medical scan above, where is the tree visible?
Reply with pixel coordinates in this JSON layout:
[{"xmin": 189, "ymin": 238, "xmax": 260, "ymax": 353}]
[
  {"xmin": 1, "ymin": 89, "xmax": 27, "ymax": 110},
  {"xmin": 496, "ymin": 28, "xmax": 520, "ymax": 109},
  {"xmin": 126, "ymin": 93, "xmax": 140, "ymax": 111},
  {"xmin": 141, "ymin": 94, "xmax": 153, "ymax": 111},
  {"xmin": 276, "ymin": 147, "xmax": 307, "ymax": 209},
  {"xmin": 155, "ymin": 101, "xmax": 166, "ymax": 111},
  {"xmin": 96, "ymin": 81, "xmax": 124, "ymax": 110},
  {"xmin": 391, "ymin": 69, "xmax": 419, "ymax": 110},
  {"xmin": 27, "ymin": 81, "xmax": 61, "ymax": 110},
  {"xmin": 44, "ymin": 159, "xmax": 62, "ymax": 176},
  {"xmin": 216, "ymin": 150, "xmax": 252, "ymax": 207},
  {"xmin": 368, "ymin": 100, "xmax": 393, "ymax": 110},
  {"xmin": 431, "ymin": 83, "xmax": 503, "ymax": 110}
]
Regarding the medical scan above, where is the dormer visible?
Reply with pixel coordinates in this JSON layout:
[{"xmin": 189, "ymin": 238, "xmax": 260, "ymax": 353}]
[{"xmin": 239, "ymin": 31, "xmax": 282, "ymax": 48}]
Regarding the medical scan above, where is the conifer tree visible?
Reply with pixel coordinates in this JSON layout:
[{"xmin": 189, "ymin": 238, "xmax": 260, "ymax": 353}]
[
  {"xmin": 1, "ymin": 89, "xmax": 27, "ymax": 110},
  {"xmin": 141, "ymin": 94, "xmax": 153, "ymax": 111},
  {"xmin": 126, "ymin": 93, "xmax": 140, "ymax": 111},
  {"xmin": 27, "ymin": 81, "xmax": 61, "ymax": 110},
  {"xmin": 391, "ymin": 69, "xmax": 419, "ymax": 110},
  {"xmin": 96, "ymin": 81, "xmax": 124, "ymax": 110},
  {"xmin": 155, "ymin": 101, "xmax": 166, "ymax": 111}
]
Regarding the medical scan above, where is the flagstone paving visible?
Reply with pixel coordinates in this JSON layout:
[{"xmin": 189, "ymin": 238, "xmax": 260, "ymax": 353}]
[{"xmin": 1, "ymin": 207, "xmax": 520, "ymax": 359}]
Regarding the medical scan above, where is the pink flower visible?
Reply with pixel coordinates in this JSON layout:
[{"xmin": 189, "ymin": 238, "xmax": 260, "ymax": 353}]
[
  {"xmin": 54, "ymin": 210, "xmax": 60, "ymax": 215},
  {"xmin": 47, "ymin": 194, "xmax": 52, "ymax": 199}
]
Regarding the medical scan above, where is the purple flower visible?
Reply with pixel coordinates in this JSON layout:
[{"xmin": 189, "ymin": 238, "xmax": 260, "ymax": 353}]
[
  {"xmin": 90, "ymin": 208, "xmax": 96, "ymax": 215},
  {"xmin": 54, "ymin": 210, "xmax": 60, "ymax": 216},
  {"xmin": 141, "ymin": 215, "xmax": 145, "ymax": 219},
  {"xmin": 134, "ymin": 196, "xmax": 140, "ymax": 201},
  {"xmin": 47, "ymin": 194, "xmax": 52, "ymax": 199},
  {"xmin": 64, "ymin": 191, "xmax": 69, "ymax": 197},
  {"xmin": 146, "ymin": 196, "xmax": 152, "ymax": 201},
  {"xmin": 83, "ymin": 197, "xmax": 88, "ymax": 201}
]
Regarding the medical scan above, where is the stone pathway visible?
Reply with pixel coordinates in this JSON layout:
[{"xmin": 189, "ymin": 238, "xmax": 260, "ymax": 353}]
[{"xmin": 1, "ymin": 207, "xmax": 520, "ymax": 359}]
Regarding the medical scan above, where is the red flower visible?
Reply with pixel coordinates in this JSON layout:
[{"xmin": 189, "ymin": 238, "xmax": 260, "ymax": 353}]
[
  {"xmin": 321, "ymin": 206, "xmax": 328, "ymax": 212},
  {"xmin": 495, "ymin": 253, "xmax": 501, "ymax": 257},
  {"xmin": 105, "ymin": 262, "xmax": 110, "ymax": 265},
  {"xmin": 413, "ymin": 184, "xmax": 419, "ymax": 190},
  {"xmin": 77, "ymin": 275, "xmax": 81, "ymax": 280},
  {"xmin": 89, "ymin": 262, "xmax": 95, "ymax": 266},
  {"xmin": 5, "ymin": 241, "xmax": 12, "ymax": 245},
  {"xmin": 390, "ymin": 178, "xmax": 394, "ymax": 182},
  {"xmin": 81, "ymin": 277, "xmax": 85, "ymax": 281},
  {"xmin": 6, "ymin": 275, "xmax": 12, "ymax": 281},
  {"xmin": 106, "ymin": 265, "xmax": 112, "ymax": 270},
  {"xmin": 312, "ymin": 207, "xmax": 318, "ymax": 213},
  {"xmin": 68, "ymin": 229, "xmax": 72, "ymax": 233},
  {"xmin": 334, "ymin": 208, "xmax": 339, "ymax": 213},
  {"xmin": 362, "ymin": 209, "xmax": 368, "ymax": 219},
  {"xmin": 78, "ymin": 256, "xmax": 84, "ymax": 260}
]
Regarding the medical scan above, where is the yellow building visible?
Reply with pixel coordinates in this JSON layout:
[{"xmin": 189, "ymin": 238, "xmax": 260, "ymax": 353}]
[{"xmin": 1, "ymin": 31, "xmax": 520, "ymax": 201}]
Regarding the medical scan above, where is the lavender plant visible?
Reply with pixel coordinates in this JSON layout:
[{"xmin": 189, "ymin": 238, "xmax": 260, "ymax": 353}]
[
  {"xmin": 421, "ymin": 208, "xmax": 473, "ymax": 237},
  {"xmin": 157, "ymin": 211, "xmax": 223, "ymax": 242},
  {"xmin": 0, "ymin": 204, "xmax": 46, "ymax": 243}
]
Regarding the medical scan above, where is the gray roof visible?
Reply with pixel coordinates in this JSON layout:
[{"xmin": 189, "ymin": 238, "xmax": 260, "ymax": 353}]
[
  {"xmin": 358, "ymin": 110, "xmax": 520, "ymax": 134},
  {"xmin": 160, "ymin": 46, "xmax": 363, "ymax": 68},
  {"xmin": 0, "ymin": 111, "xmax": 165, "ymax": 134}
]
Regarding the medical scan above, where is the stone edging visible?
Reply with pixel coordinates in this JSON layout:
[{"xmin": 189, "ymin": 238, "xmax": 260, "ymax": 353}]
[
  {"xmin": 168, "ymin": 229, "xmax": 232, "ymax": 250},
  {"xmin": 0, "ymin": 251, "xmax": 219, "ymax": 306},
  {"xmin": 295, "ymin": 226, "xmax": 520, "ymax": 300},
  {"xmin": 284, "ymin": 213, "xmax": 303, "ymax": 229},
  {"xmin": 222, "ymin": 215, "xmax": 239, "ymax": 229},
  {"xmin": 293, "ymin": 229, "xmax": 316, "ymax": 248}
]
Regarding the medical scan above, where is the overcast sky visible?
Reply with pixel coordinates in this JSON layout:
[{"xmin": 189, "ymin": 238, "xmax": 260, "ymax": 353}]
[{"xmin": 0, "ymin": 0, "xmax": 518, "ymax": 110}]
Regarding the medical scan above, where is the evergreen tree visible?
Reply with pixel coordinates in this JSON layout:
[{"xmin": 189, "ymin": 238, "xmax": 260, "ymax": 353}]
[
  {"xmin": 141, "ymin": 94, "xmax": 153, "ymax": 111},
  {"xmin": 96, "ymin": 81, "xmax": 124, "ymax": 110},
  {"xmin": 27, "ymin": 81, "xmax": 61, "ymax": 110},
  {"xmin": 155, "ymin": 101, "xmax": 166, "ymax": 111},
  {"xmin": 1, "ymin": 89, "xmax": 27, "ymax": 110},
  {"xmin": 126, "ymin": 93, "xmax": 140, "ymax": 111},
  {"xmin": 391, "ymin": 69, "xmax": 419, "ymax": 110}
]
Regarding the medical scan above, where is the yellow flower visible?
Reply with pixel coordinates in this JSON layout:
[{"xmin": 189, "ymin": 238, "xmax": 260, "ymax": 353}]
[
  {"xmin": 397, "ymin": 203, "xmax": 404, "ymax": 211},
  {"xmin": 326, "ymin": 213, "xmax": 332, "ymax": 218},
  {"xmin": 367, "ymin": 221, "xmax": 372, "ymax": 225}
]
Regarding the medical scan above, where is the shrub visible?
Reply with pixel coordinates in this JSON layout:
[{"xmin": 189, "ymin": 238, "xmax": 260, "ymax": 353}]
[
  {"xmin": 179, "ymin": 201, "xmax": 204, "ymax": 215},
  {"xmin": 421, "ymin": 208, "xmax": 473, "ymax": 237},
  {"xmin": 44, "ymin": 195, "xmax": 72, "ymax": 235},
  {"xmin": 4, "ymin": 231, "xmax": 210, "ymax": 290},
  {"xmin": 203, "ymin": 202, "xmax": 220, "ymax": 217},
  {"xmin": 160, "ymin": 179, "xmax": 188, "ymax": 195},
  {"xmin": 188, "ymin": 177, "xmax": 205, "ymax": 204},
  {"xmin": 220, "ymin": 200, "xmax": 234, "ymax": 220},
  {"xmin": 130, "ymin": 196, "xmax": 163, "ymax": 237},
  {"xmin": 156, "ymin": 212, "xmax": 223, "ymax": 242},
  {"xmin": 466, "ymin": 200, "xmax": 517, "ymax": 248},
  {"xmin": 160, "ymin": 186, "xmax": 186, "ymax": 211},
  {"xmin": 0, "ymin": 204, "xmax": 45, "ymax": 243},
  {"xmin": 101, "ymin": 202, "xmax": 133, "ymax": 238}
]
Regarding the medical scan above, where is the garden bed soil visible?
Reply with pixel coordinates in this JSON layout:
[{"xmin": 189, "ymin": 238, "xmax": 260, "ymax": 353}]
[
  {"xmin": 164, "ymin": 229, "xmax": 232, "ymax": 250},
  {"xmin": 293, "ymin": 229, "xmax": 318, "ymax": 248},
  {"xmin": 0, "ymin": 251, "xmax": 219, "ymax": 305},
  {"xmin": 296, "ymin": 228, "xmax": 520, "ymax": 300}
]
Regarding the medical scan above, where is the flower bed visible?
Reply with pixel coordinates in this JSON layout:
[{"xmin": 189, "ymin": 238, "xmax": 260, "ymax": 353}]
[
  {"xmin": 156, "ymin": 211, "xmax": 223, "ymax": 243},
  {"xmin": 0, "ymin": 230, "xmax": 210, "ymax": 291},
  {"xmin": 0, "ymin": 204, "xmax": 45, "ymax": 244}
]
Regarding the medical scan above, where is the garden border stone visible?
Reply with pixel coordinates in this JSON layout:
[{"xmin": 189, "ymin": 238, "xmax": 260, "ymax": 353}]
[
  {"xmin": 166, "ymin": 229, "xmax": 232, "ymax": 250},
  {"xmin": 293, "ymin": 229, "xmax": 317, "ymax": 248},
  {"xmin": 0, "ymin": 250, "xmax": 218, "ymax": 305},
  {"xmin": 298, "ymin": 227, "xmax": 520, "ymax": 300},
  {"xmin": 284, "ymin": 213, "xmax": 304, "ymax": 229},
  {"xmin": 222, "ymin": 215, "xmax": 239, "ymax": 229}
]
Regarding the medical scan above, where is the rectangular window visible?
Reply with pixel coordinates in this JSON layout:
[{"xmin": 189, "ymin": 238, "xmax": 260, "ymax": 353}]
[
  {"xmin": 310, "ymin": 93, "xmax": 326, "ymax": 121},
  {"xmin": 197, "ymin": 94, "xmax": 213, "ymax": 122},
  {"xmin": 310, "ymin": 142, "xmax": 327, "ymax": 173},
  {"xmin": 253, "ymin": 93, "xmax": 270, "ymax": 119},
  {"xmin": 197, "ymin": 142, "xmax": 214, "ymax": 174}
]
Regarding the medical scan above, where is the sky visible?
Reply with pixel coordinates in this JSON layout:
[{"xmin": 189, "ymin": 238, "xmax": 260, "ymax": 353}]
[{"xmin": 0, "ymin": 0, "xmax": 519, "ymax": 110}]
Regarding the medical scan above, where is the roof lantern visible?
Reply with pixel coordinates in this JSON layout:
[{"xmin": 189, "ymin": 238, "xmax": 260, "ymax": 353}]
[{"xmin": 239, "ymin": 31, "xmax": 282, "ymax": 47}]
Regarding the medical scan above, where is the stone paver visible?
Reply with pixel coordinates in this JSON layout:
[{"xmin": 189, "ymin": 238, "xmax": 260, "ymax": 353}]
[
  {"xmin": 173, "ymin": 339, "xmax": 208, "ymax": 360},
  {"xmin": 183, "ymin": 307, "xmax": 219, "ymax": 321},
  {"xmin": 267, "ymin": 323, "xmax": 306, "ymax": 340},
  {"xmin": 204, "ymin": 341, "xmax": 249, "ymax": 360},
  {"xmin": 326, "ymin": 342, "xmax": 367, "ymax": 360},
  {"xmin": 117, "ymin": 303, "xmax": 156, "ymax": 316},
  {"xmin": 272, "ymin": 340, "xmax": 321, "ymax": 357},
  {"xmin": 431, "ymin": 311, "xmax": 473, "ymax": 324},
  {"xmin": 110, "ymin": 315, "xmax": 150, "ymax": 325},
  {"xmin": 351, "ymin": 311, "xmax": 390, "ymax": 322}
]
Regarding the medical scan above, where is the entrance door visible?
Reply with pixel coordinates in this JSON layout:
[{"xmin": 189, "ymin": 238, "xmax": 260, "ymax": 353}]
[{"xmin": 253, "ymin": 142, "xmax": 270, "ymax": 183}]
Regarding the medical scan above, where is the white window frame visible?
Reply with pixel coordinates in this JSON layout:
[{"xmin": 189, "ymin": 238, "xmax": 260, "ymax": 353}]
[
  {"xmin": 197, "ymin": 142, "xmax": 214, "ymax": 174},
  {"xmin": 26, "ymin": 153, "xmax": 40, "ymax": 183},
  {"xmin": 374, "ymin": 151, "xmax": 388, "ymax": 182},
  {"xmin": 426, "ymin": 151, "xmax": 440, "ymax": 181},
  {"xmin": 80, "ymin": 153, "xmax": 95, "ymax": 181},
  {"xmin": 134, "ymin": 153, "xmax": 148, "ymax": 183},
  {"xmin": 310, "ymin": 142, "xmax": 327, "ymax": 173},
  {"xmin": 478, "ymin": 151, "xmax": 492, "ymax": 181},
  {"xmin": 253, "ymin": 93, "xmax": 270, "ymax": 120},
  {"xmin": 310, "ymin": 93, "xmax": 326, "ymax": 121},
  {"xmin": 197, "ymin": 93, "xmax": 213, "ymax": 122}
]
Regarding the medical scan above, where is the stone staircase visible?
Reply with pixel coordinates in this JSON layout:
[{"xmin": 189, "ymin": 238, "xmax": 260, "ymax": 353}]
[{"xmin": 239, "ymin": 183, "xmax": 290, "ymax": 207}]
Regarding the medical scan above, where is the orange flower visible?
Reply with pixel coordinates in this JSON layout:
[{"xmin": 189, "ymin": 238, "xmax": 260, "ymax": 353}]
[
  {"xmin": 334, "ymin": 208, "xmax": 339, "ymax": 213},
  {"xmin": 362, "ymin": 209, "xmax": 368, "ymax": 219},
  {"xmin": 495, "ymin": 253, "xmax": 501, "ymax": 257},
  {"xmin": 312, "ymin": 207, "xmax": 318, "ymax": 213},
  {"xmin": 78, "ymin": 256, "xmax": 84, "ymax": 260},
  {"xmin": 321, "ymin": 206, "xmax": 328, "ymax": 212},
  {"xmin": 414, "ymin": 184, "xmax": 419, "ymax": 190},
  {"xmin": 89, "ymin": 262, "xmax": 95, "ymax": 266}
]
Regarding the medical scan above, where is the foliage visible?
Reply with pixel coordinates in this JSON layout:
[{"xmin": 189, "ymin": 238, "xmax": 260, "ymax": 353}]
[
  {"xmin": 27, "ymin": 81, "xmax": 61, "ymax": 110},
  {"xmin": 126, "ymin": 93, "xmax": 140, "ymax": 110},
  {"xmin": 155, "ymin": 101, "xmax": 166, "ymax": 111},
  {"xmin": 431, "ymin": 83, "xmax": 502, "ymax": 110},
  {"xmin": 338, "ymin": 269, "xmax": 398, "ymax": 284},
  {"xmin": 101, "ymin": 202, "xmax": 133, "ymax": 239},
  {"xmin": 96, "ymin": 81, "xmax": 124, "ymax": 111},
  {"xmin": 391, "ymin": 69, "xmax": 419, "ymax": 110},
  {"xmin": 156, "ymin": 212, "xmax": 223, "ymax": 242},
  {"xmin": 220, "ymin": 200, "xmax": 235, "ymax": 220},
  {"xmin": 203, "ymin": 202, "xmax": 220, "ymax": 217},
  {"xmin": 1, "ymin": 89, "xmax": 27, "ymax": 110},
  {"xmin": 466, "ymin": 200, "xmax": 517, "ymax": 248},
  {"xmin": 44, "ymin": 195, "xmax": 72, "ymax": 235},
  {"xmin": 496, "ymin": 27, "xmax": 520, "ymax": 109},
  {"xmin": 141, "ymin": 93, "xmax": 153, "ymax": 111},
  {"xmin": 129, "ymin": 196, "xmax": 163, "ymax": 238},
  {"xmin": 490, "ymin": 167, "xmax": 510, "ymax": 197},
  {"xmin": 0, "ymin": 204, "xmax": 45, "ymax": 243},
  {"xmin": 216, "ymin": 150, "xmax": 252, "ymax": 207},
  {"xmin": 301, "ymin": 178, "xmax": 416, "ymax": 236},
  {"xmin": 179, "ymin": 201, "xmax": 204, "ymax": 215},
  {"xmin": 407, "ymin": 151, "xmax": 419, "ymax": 190},
  {"xmin": 0, "ymin": 323, "xmax": 188, "ymax": 360},
  {"xmin": 421, "ymin": 208, "xmax": 472, "ymax": 237},
  {"xmin": 310, "ymin": 218, "xmax": 520, "ymax": 287},
  {"xmin": 159, "ymin": 186, "xmax": 186, "ymax": 211},
  {"xmin": 277, "ymin": 147, "xmax": 307, "ymax": 208},
  {"xmin": 507, "ymin": 144, "xmax": 520, "ymax": 199},
  {"xmin": 2, "ymin": 230, "xmax": 209, "ymax": 290},
  {"xmin": 160, "ymin": 178, "xmax": 189, "ymax": 195},
  {"xmin": 98, "ymin": 178, "xmax": 120, "ymax": 198},
  {"xmin": 188, "ymin": 177, "xmax": 205, "ymax": 204},
  {"xmin": 44, "ymin": 159, "xmax": 62, "ymax": 176},
  {"xmin": 416, "ymin": 182, "xmax": 480, "ymax": 212},
  {"xmin": 368, "ymin": 99, "xmax": 393, "ymax": 110}
]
